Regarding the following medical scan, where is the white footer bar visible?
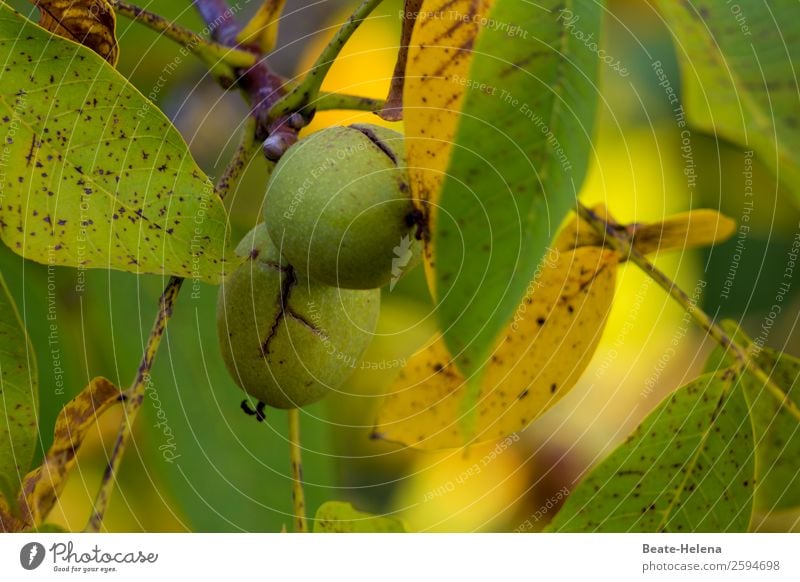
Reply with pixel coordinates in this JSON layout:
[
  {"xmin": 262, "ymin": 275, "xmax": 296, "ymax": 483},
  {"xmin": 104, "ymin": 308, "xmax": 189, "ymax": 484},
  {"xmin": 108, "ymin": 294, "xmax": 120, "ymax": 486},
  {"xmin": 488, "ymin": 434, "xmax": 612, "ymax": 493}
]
[{"xmin": 1, "ymin": 533, "xmax": 797, "ymax": 581}]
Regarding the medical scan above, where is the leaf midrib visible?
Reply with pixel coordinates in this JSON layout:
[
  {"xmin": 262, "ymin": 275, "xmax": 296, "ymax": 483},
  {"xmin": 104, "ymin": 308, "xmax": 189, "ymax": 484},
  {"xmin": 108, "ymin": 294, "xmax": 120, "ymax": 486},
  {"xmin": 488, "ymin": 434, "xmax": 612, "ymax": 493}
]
[
  {"xmin": 656, "ymin": 374, "xmax": 733, "ymax": 531},
  {"xmin": 534, "ymin": 0, "xmax": 572, "ymax": 190}
]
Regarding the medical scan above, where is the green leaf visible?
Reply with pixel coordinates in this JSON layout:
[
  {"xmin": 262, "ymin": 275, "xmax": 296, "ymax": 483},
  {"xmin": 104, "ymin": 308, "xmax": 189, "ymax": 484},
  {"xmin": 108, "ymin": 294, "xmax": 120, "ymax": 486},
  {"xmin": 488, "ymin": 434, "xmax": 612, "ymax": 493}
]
[
  {"xmin": 0, "ymin": 3, "xmax": 231, "ymax": 283},
  {"xmin": 313, "ymin": 501, "xmax": 405, "ymax": 533},
  {"xmin": 550, "ymin": 371, "xmax": 755, "ymax": 532},
  {"xmin": 741, "ymin": 358, "xmax": 800, "ymax": 512},
  {"xmin": 0, "ymin": 272, "xmax": 37, "ymax": 502},
  {"xmin": 0, "ymin": 473, "xmax": 17, "ymax": 509},
  {"xmin": 706, "ymin": 321, "xmax": 800, "ymax": 512},
  {"xmin": 653, "ymin": 0, "xmax": 800, "ymax": 201},
  {"xmin": 432, "ymin": 0, "xmax": 601, "ymax": 400}
]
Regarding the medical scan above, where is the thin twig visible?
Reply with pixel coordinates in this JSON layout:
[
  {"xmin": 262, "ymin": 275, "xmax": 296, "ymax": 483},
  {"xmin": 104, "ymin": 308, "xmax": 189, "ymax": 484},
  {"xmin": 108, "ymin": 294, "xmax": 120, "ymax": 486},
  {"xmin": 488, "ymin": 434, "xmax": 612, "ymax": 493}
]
[
  {"xmin": 378, "ymin": 0, "xmax": 422, "ymax": 121},
  {"xmin": 269, "ymin": 0, "xmax": 387, "ymax": 122},
  {"xmin": 84, "ymin": 276, "xmax": 183, "ymax": 532},
  {"xmin": 577, "ymin": 202, "xmax": 800, "ymax": 420},
  {"xmin": 216, "ymin": 117, "xmax": 260, "ymax": 201},
  {"xmin": 239, "ymin": 60, "xmax": 297, "ymax": 161},
  {"xmin": 84, "ymin": 123, "xmax": 259, "ymax": 532},
  {"xmin": 316, "ymin": 92, "xmax": 385, "ymax": 113},
  {"xmin": 745, "ymin": 356, "xmax": 800, "ymax": 422},
  {"xmin": 287, "ymin": 408, "xmax": 308, "ymax": 533},
  {"xmin": 576, "ymin": 202, "xmax": 747, "ymax": 366},
  {"xmin": 193, "ymin": 0, "xmax": 300, "ymax": 161},
  {"xmin": 111, "ymin": 1, "xmax": 256, "ymax": 72}
]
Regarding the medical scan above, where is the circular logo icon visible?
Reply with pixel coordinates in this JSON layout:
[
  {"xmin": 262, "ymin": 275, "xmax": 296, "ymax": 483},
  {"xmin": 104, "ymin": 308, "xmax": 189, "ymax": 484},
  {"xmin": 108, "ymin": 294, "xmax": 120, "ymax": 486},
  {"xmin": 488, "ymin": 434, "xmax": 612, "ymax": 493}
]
[{"xmin": 19, "ymin": 542, "xmax": 46, "ymax": 570}]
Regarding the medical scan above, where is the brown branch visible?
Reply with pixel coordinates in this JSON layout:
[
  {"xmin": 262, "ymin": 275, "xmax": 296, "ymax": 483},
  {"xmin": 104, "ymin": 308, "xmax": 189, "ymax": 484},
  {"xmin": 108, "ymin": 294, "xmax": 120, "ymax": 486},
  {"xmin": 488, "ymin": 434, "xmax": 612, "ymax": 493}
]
[
  {"xmin": 288, "ymin": 408, "xmax": 308, "ymax": 532},
  {"xmin": 193, "ymin": 0, "xmax": 240, "ymax": 45},
  {"xmin": 84, "ymin": 276, "xmax": 183, "ymax": 532},
  {"xmin": 194, "ymin": 0, "xmax": 300, "ymax": 161}
]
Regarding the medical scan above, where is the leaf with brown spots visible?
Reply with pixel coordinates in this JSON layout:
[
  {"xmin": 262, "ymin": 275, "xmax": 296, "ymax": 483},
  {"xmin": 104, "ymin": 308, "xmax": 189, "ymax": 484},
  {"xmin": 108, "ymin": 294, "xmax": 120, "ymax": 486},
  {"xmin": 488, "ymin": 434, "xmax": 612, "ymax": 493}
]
[
  {"xmin": 554, "ymin": 206, "xmax": 737, "ymax": 257},
  {"xmin": 313, "ymin": 501, "xmax": 406, "ymax": 533},
  {"xmin": 31, "ymin": 0, "xmax": 118, "ymax": 65},
  {"xmin": 404, "ymin": 0, "xmax": 602, "ymax": 419},
  {"xmin": 653, "ymin": 0, "xmax": 800, "ymax": 202},
  {"xmin": 404, "ymin": 0, "xmax": 495, "ymax": 287},
  {"xmin": 375, "ymin": 204, "xmax": 736, "ymax": 451},
  {"xmin": 739, "ymin": 358, "xmax": 800, "ymax": 514},
  {"xmin": 0, "ymin": 272, "xmax": 38, "ymax": 511},
  {"xmin": 17, "ymin": 377, "xmax": 121, "ymax": 527},
  {"xmin": 374, "ymin": 247, "xmax": 618, "ymax": 450},
  {"xmin": 0, "ymin": 4, "xmax": 233, "ymax": 283},
  {"xmin": 549, "ymin": 371, "xmax": 754, "ymax": 532},
  {"xmin": 706, "ymin": 321, "xmax": 800, "ymax": 513}
]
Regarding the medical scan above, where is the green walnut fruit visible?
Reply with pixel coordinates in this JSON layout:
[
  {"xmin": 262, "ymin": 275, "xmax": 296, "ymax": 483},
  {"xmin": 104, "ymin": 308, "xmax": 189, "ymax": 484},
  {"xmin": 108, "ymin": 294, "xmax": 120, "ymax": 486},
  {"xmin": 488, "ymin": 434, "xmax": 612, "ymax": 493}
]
[
  {"xmin": 217, "ymin": 224, "xmax": 380, "ymax": 409},
  {"xmin": 264, "ymin": 123, "xmax": 416, "ymax": 289}
]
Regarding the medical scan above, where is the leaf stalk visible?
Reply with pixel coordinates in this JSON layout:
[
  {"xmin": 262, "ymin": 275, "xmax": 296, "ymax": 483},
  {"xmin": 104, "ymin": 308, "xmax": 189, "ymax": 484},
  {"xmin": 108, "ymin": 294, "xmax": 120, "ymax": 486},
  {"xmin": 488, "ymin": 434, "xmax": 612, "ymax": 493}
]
[
  {"xmin": 111, "ymin": 0, "xmax": 256, "ymax": 78},
  {"xmin": 268, "ymin": 0, "xmax": 387, "ymax": 123},
  {"xmin": 84, "ymin": 122, "xmax": 259, "ymax": 531},
  {"xmin": 576, "ymin": 202, "xmax": 800, "ymax": 420},
  {"xmin": 287, "ymin": 408, "xmax": 308, "ymax": 533}
]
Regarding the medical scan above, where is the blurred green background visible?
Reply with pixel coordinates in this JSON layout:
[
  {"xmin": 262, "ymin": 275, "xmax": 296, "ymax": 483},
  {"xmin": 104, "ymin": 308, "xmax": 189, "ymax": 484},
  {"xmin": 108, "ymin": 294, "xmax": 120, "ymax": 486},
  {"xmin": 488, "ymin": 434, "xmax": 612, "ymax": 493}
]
[{"xmin": 1, "ymin": 0, "xmax": 798, "ymax": 532}]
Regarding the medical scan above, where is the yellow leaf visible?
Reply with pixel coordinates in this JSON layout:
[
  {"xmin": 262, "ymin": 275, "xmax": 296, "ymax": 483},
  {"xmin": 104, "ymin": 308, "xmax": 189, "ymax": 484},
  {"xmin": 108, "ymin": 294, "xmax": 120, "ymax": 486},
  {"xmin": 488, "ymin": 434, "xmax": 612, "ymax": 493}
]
[
  {"xmin": 629, "ymin": 209, "xmax": 736, "ymax": 255},
  {"xmin": 236, "ymin": 0, "xmax": 286, "ymax": 54},
  {"xmin": 0, "ymin": 495, "xmax": 25, "ymax": 532},
  {"xmin": 374, "ymin": 247, "xmax": 618, "ymax": 450},
  {"xmin": 403, "ymin": 0, "xmax": 495, "ymax": 295},
  {"xmin": 555, "ymin": 206, "xmax": 736, "ymax": 256},
  {"xmin": 552, "ymin": 204, "xmax": 620, "ymax": 252},
  {"xmin": 18, "ymin": 377, "xmax": 122, "ymax": 527},
  {"xmin": 375, "ymin": 203, "xmax": 734, "ymax": 451},
  {"xmin": 32, "ymin": 0, "xmax": 118, "ymax": 65}
]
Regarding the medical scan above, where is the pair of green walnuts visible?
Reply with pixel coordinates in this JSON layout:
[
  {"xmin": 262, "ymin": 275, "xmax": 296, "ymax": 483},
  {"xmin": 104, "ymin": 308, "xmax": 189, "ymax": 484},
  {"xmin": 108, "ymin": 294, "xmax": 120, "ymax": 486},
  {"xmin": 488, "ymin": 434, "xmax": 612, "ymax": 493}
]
[{"xmin": 217, "ymin": 124, "xmax": 417, "ymax": 410}]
